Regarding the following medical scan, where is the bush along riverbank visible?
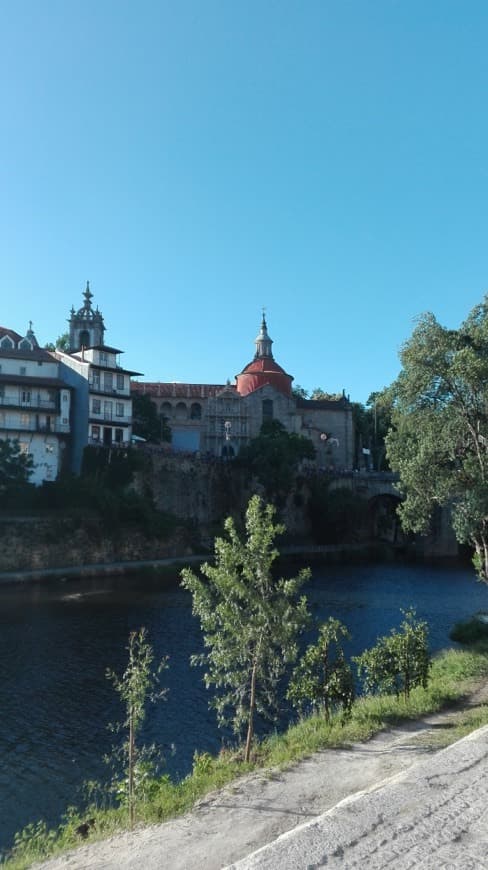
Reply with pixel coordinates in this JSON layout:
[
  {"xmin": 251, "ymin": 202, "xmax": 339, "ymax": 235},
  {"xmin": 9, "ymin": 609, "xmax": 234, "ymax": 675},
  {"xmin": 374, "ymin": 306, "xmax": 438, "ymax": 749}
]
[{"xmin": 5, "ymin": 621, "xmax": 488, "ymax": 869}]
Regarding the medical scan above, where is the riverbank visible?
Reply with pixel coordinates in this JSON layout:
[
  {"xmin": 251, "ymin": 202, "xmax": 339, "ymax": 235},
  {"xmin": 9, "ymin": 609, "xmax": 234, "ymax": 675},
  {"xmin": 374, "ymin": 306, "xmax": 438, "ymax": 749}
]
[
  {"xmin": 6, "ymin": 642, "xmax": 488, "ymax": 869},
  {"xmin": 28, "ymin": 673, "xmax": 488, "ymax": 870},
  {"xmin": 0, "ymin": 542, "xmax": 442, "ymax": 585}
]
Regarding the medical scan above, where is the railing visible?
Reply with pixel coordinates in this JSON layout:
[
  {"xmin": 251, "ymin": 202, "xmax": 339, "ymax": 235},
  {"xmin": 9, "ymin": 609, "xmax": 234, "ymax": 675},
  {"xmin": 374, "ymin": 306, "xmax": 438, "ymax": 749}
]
[
  {"xmin": 89, "ymin": 414, "xmax": 132, "ymax": 423},
  {"xmin": 88, "ymin": 382, "xmax": 129, "ymax": 396},
  {"xmin": 1, "ymin": 420, "xmax": 70, "ymax": 434},
  {"xmin": 0, "ymin": 396, "xmax": 59, "ymax": 411}
]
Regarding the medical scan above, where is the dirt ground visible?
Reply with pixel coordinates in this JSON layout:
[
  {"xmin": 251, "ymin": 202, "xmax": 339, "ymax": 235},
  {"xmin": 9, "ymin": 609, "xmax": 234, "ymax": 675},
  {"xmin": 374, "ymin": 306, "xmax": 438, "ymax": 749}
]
[{"xmin": 37, "ymin": 683, "xmax": 488, "ymax": 870}]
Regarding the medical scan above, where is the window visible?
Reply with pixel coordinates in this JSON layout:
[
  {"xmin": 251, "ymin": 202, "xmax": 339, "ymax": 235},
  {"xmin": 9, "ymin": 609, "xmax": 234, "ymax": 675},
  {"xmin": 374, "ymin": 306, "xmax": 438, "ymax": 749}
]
[
  {"xmin": 116, "ymin": 373, "xmax": 124, "ymax": 390},
  {"xmin": 262, "ymin": 399, "xmax": 274, "ymax": 422},
  {"xmin": 116, "ymin": 403, "xmax": 124, "ymax": 417},
  {"xmin": 21, "ymin": 391, "xmax": 31, "ymax": 403},
  {"xmin": 99, "ymin": 351, "xmax": 108, "ymax": 365},
  {"xmin": 19, "ymin": 338, "xmax": 32, "ymax": 350},
  {"xmin": 79, "ymin": 330, "xmax": 90, "ymax": 348},
  {"xmin": 0, "ymin": 335, "xmax": 14, "ymax": 348},
  {"xmin": 91, "ymin": 425, "xmax": 100, "ymax": 441},
  {"xmin": 104, "ymin": 372, "xmax": 113, "ymax": 391},
  {"xmin": 115, "ymin": 428, "xmax": 123, "ymax": 444},
  {"xmin": 91, "ymin": 371, "xmax": 100, "ymax": 390},
  {"xmin": 190, "ymin": 402, "xmax": 202, "ymax": 420},
  {"xmin": 62, "ymin": 393, "xmax": 68, "ymax": 402},
  {"xmin": 20, "ymin": 413, "xmax": 29, "ymax": 427},
  {"xmin": 92, "ymin": 399, "xmax": 101, "ymax": 414},
  {"xmin": 0, "ymin": 386, "xmax": 4, "ymax": 399},
  {"xmin": 20, "ymin": 366, "xmax": 26, "ymax": 376}
]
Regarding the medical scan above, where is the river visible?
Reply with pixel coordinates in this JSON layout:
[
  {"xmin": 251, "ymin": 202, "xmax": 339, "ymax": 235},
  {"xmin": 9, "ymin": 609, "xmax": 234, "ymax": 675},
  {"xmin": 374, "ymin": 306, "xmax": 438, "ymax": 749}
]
[{"xmin": 0, "ymin": 559, "xmax": 487, "ymax": 855}]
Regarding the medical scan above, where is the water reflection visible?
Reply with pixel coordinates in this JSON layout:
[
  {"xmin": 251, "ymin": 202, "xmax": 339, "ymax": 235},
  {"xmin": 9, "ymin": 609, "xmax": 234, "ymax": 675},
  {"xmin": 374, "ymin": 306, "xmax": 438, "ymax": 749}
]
[{"xmin": 0, "ymin": 561, "xmax": 486, "ymax": 854}]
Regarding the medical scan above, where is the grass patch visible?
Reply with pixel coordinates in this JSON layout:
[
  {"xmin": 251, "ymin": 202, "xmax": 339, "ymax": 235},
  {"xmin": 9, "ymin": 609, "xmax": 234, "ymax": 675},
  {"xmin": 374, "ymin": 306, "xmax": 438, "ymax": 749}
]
[
  {"xmin": 5, "ymin": 646, "xmax": 488, "ymax": 869},
  {"xmin": 450, "ymin": 615, "xmax": 488, "ymax": 651}
]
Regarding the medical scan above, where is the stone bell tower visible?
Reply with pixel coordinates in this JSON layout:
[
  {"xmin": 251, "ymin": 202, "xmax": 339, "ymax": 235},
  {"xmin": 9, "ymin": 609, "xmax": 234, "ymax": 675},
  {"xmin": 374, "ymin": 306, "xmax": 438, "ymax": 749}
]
[{"xmin": 68, "ymin": 281, "xmax": 105, "ymax": 352}]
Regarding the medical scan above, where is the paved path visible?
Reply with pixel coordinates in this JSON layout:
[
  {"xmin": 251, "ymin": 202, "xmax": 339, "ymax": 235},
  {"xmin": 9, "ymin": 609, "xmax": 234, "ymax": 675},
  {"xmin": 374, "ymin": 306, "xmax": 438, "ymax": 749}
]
[
  {"xmin": 37, "ymin": 704, "xmax": 488, "ymax": 870},
  {"xmin": 230, "ymin": 725, "xmax": 488, "ymax": 869}
]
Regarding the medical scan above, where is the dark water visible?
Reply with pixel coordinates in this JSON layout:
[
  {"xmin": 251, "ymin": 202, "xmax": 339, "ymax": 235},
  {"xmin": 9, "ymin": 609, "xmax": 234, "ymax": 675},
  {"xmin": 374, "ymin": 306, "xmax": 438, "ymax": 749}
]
[{"xmin": 0, "ymin": 560, "xmax": 487, "ymax": 855}]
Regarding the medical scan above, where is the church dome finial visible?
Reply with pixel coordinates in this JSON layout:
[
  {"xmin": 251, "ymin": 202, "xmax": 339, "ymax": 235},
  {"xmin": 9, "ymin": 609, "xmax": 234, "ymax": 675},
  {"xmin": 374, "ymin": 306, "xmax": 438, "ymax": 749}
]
[{"xmin": 254, "ymin": 309, "xmax": 273, "ymax": 359}]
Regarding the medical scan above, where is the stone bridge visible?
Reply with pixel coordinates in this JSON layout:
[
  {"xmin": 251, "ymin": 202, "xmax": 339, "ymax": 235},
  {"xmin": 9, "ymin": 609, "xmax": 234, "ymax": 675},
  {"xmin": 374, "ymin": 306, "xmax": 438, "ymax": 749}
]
[
  {"xmin": 328, "ymin": 470, "xmax": 401, "ymax": 500},
  {"xmin": 327, "ymin": 471, "xmax": 458, "ymax": 556}
]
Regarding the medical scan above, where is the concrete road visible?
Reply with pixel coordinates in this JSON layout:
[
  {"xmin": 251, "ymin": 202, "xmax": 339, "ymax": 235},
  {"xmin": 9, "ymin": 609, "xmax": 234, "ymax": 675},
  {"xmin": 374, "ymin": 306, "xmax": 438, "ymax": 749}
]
[{"xmin": 228, "ymin": 725, "xmax": 488, "ymax": 869}]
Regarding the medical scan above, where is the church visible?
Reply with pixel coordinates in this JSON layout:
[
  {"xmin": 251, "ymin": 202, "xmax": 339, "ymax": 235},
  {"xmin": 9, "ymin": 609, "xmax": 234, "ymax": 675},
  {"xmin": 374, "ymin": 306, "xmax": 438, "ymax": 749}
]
[{"xmin": 132, "ymin": 315, "xmax": 354, "ymax": 471}]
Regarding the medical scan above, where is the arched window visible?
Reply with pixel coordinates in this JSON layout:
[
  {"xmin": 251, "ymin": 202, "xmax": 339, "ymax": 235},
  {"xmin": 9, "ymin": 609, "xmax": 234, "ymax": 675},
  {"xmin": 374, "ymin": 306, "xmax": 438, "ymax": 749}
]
[
  {"xmin": 161, "ymin": 401, "xmax": 172, "ymax": 418},
  {"xmin": 19, "ymin": 338, "xmax": 33, "ymax": 350},
  {"xmin": 78, "ymin": 329, "xmax": 90, "ymax": 348},
  {"xmin": 262, "ymin": 399, "xmax": 274, "ymax": 421},
  {"xmin": 175, "ymin": 402, "xmax": 188, "ymax": 420},
  {"xmin": 190, "ymin": 402, "xmax": 202, "ymax": 420},
  {"xmin": 0, "ymin": 335, "xmax": 14, "ymax": 349}
]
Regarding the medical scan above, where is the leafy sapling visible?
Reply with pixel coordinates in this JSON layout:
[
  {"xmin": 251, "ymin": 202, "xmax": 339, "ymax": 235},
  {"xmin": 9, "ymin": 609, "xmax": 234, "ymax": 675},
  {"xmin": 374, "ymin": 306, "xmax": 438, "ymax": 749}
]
[
  {"xmin": 182, "ymin": 495, "xmax": 310, "ymax": 762},
  {"xmin": 106, "ymin": 627, "xmax": 168, "ymax": 828}
]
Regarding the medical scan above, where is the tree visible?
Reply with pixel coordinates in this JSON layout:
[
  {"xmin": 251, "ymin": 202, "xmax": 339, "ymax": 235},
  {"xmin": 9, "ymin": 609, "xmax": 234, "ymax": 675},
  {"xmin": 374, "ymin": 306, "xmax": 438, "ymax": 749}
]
[
  {"xmin": 132, "ymin": 394, "xmax": 171, "ymax": 443},
  {"xmin": 310, "ymin": 388, "xmax": 343, "ymax": 401},
  {"xmin": 44, "ymin": 332, "xmax": 70, "ymax": 352},
  {"xmin": 386, "ymin": 298, "xmax": 488, "ymax": 581},
  {"xmin": 106, "ymin": 628, "xmax": 168, "ymax": 828},
  {"xmin": 354, "ymin": 609, "xmax": 430, "ymax": 702},
  {"xmin": 238, "ymin": 420, "xmax": 315, "ymax": 504},
  {"xmin": 307, "ymin": 479, "xmax": 369, "ymax": 544},
  {"xmin": 181, "ymin": 495, "xmax": 310, "ymax": 762},
  {"xmin": 292, "ymin": 384, "xmax": 309, "ymax": 399},
  {"xmin": 287, "ymin": 617, "xmax": 354, "ymax": 722},
  {"xmin": 0, "ymin": 438, "xmax": 34, "ymax": 491}
]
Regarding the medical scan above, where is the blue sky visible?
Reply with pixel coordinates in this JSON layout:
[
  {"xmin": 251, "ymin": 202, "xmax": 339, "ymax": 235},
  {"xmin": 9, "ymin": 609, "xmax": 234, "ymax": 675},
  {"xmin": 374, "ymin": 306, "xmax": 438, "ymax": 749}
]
[{"xmin": 1, "ymin": 1, "xmax": 487, "ymax": 403}]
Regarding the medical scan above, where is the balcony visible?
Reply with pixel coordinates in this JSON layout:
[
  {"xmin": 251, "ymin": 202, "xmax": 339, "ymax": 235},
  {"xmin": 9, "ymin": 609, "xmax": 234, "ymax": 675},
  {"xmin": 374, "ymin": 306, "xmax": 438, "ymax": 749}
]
[
  {"xmin": 1, "ymin": 420, "xmax": 70, "ymax": 434},
  {"xmin": 89, "ymin": 414, "xmax": 132, "ymax": 424},
  {"xmin": 0, "ymin": 395, "xmax": 59, "ymax": 412},
  {"xmin": 88, "ymin": 382, "xmax": 129, "ymax": 396}
]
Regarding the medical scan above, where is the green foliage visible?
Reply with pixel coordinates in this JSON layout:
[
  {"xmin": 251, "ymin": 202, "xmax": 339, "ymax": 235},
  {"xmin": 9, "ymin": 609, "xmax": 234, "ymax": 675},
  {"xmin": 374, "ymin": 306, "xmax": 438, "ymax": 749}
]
[
  {"xmin": 0, "ymin": 438, "xmax": 34, "ymax": 492},
  {"xmin": 307, "ymin": 479, "xmax": 368, "ymax": 544},
  {"xmin": 44, "ymin": 332, "xmax": 70, "ymax": 352},
  {"xmin": 354, "ymin": 609, "xmax": 430, "ymax": 702},
  {"xmin": 81, "ymin": 445, "xmax": 144, "ymax": 486},
  {"xmin": 310, "ymin": 388, "xmax": 343, "ymax": 401},
  {"xmin": 106, "ymin": 628, "xmax": 168, "ymax": 828},
  {"xmin": 132, "ymin": 393, "xmax": 171, "ymax": 443},
  {"xmin": 351, "ymin": 390, "xmax": 392, "ymax": 471},
  {"xmin": 7, "ymin": 642, "xmax": 488, "ymax": 868},
  {"xmin": 386, "ymin": 298, "xmax": 488, "ymax": 581},
  {"xmin": 238, "ymin": 420, "xmax": 315, "ymax": 504},
  {"xmin": 287, "ymin": 618, "xmax": 354, "ymax": 722},
  {"xmin": 450, "ymin": 616, "xmax": 488, "ymax": 652},
  {"xmin": 181, "ymin": 495, "xmax": 311, "ymax": 761}
]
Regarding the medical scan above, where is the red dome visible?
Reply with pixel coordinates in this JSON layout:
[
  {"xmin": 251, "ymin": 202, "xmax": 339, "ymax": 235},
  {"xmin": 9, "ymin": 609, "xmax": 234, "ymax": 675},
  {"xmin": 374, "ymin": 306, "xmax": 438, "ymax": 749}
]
[{"xmin": 236, "ymin": 357, "xmax": 293, "ymax": 397}]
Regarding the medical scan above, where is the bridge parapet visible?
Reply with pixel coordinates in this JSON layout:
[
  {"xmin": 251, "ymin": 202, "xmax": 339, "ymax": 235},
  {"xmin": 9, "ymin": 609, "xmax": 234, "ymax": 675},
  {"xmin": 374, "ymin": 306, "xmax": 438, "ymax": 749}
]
[{"xmin": 328, "ymin": 471, "xmax": 402, "ymax": 499}]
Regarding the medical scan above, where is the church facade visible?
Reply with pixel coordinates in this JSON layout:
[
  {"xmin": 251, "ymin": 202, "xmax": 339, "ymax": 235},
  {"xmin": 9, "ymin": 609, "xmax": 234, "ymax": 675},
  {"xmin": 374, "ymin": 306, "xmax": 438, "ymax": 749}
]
[{"xmin": 132, "ymin": 316, "xmax": 354, "ymax": 470}]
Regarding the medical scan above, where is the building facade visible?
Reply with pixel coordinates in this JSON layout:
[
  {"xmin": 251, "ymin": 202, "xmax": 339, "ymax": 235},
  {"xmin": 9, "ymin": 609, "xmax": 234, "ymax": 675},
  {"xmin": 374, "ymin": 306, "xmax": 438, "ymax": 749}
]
[
  {"xmin": 0, "ymin": 324, "xmax": 71, "ymax": 484},
  {"xmin": 56, "ymin": 284, "xmax": 142, "ymax": 472},
  {"xmin": 132, "ymin": 315, "xmax": 354, "ymax": 470}
]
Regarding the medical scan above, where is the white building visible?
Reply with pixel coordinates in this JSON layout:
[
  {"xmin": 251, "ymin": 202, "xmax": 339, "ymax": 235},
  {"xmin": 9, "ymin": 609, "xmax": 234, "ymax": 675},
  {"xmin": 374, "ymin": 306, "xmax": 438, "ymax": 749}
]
[
  {"xmin": 0, "ymin": 324, "xmax": 71, "ymax": 484},
  {"xmin": 56, "ymin": 284, "xmax": 142, "ymax": 472}
]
